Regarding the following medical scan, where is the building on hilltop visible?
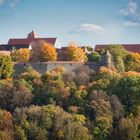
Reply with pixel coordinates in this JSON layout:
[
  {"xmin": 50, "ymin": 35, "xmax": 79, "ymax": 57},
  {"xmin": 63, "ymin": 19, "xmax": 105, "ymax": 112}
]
[
  {"xmin": 95, "ymin": 44, "xmax": 140, "ymax": 54},
  {"xmin": 0, "ymin": 31, "xmax": 93, "ymax": 61},
  {"xmin": 0, "ymin": 31, "xmax": 61, "ymax": 52}
]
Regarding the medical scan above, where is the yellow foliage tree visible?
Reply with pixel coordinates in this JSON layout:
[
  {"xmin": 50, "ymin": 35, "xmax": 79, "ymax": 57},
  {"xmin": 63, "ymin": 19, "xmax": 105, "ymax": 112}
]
[
  {"xmin": 99, "ymin": 66, "xmax": 121, "ymax": 80},
  {"xmin": 124, "ymin": 52, "xmax": 140, "ymax": 71},
  {"xmin": 11, "ymin": 48, "xmax": 30, "ymax": 62},
  {"xmin": 67, "ymin": 42, "xmax": 87, "ymax": 62},
  {"xmin": 41, "ymin": 43, "xmax": 57, "ymax": 61}
]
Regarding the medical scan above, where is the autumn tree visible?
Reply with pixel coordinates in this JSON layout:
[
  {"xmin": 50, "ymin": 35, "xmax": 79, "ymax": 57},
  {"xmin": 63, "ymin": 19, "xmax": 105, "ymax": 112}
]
[
  {"xmin": 31, "ymin": 41, "xmax": 57, "ymax": 62},
  {"xmin": 11, "ymin": 48, "xmax": 30, "ymax": 62},
  {"xmin": 124, "ymin": 52, "xmax": 140, "ymax": 71},
  {"xmin": 123, "ymin": 71, "xmax": 140, "ymax": 77},
  {"xmin": 73, "ymin": 66, "xmax": 94, "ymax": 86},
  {"xmin": 86, "ymin": 90, "xmax": 113, "ymax": 121},
  {"xmin": 67, "ymin": 42, "xmax": 87, "ymax": 62},
  {"xmin": 0, "ymin": 109, "xmax": 14, "ymax": 140},
  {"xmin": 14, "ymin": 126, "xmax": 27, "ymax": 140},
  {"xmin": 54, "ymin": 107, "xmax": 92, "ymax": 140},
  {"xmin": 93, "ymin": 67, "xmax": 121, "ymax": 94},
  {"xmin": 115, "ymin": 56, "xmax": 125, "ymax": 73},
  {"xmin": 85, "ymin": 90, "xmax": 113, "ymax": 139},
  {"xmin": 106, "ymin": 45, "xmax": 128, "ymax": 72},
  {"xmin": 62, "ymin": 66, "xmax": 94, "ymax": 86},
  {"xmin": 93, "ymin": 117, "xmax": 112, "ymax": 140},
  {"xmin": 110, "ymin": 95, "xmax": 124, "ymax": 122},
  {"xmin": 0, "ymin": 82, "xmax": 33, "ymax": 112},
  {"xmin": 41, "ymin": 42, "xmax": 57, "ymax": 61},
  {"xmin": 40, "ymin": 67, "xmax": 71, "ymax": 107},
  {"xmin": 62, "ymin": 71, "xmax": 75, "ymax": 84},
  {"xmin": 98, "ymin": 66, "xmax": 120, "ymax": 80},
  {"xmin": 16, "ymin": 65, "xmax": 42, "ymax": 102},
  {"xmin": 116, "ymin": 75, "xmax": 140, "ymax": 113},
  {"xmin": 116, "ymin": 116, "xmax": 139, "ymax": 140},
  {"xmin": 70, "ymin": 88, "xmax": 88, "ymax": 107},
  {"xmin": 14, "ymin": 105, "xmax": 57, "ymax": 140},
  {"xmin": 19, "ymin": 65, "xmax": 41, "ymax": 80},
  {"xmin": 0, "ymin": 54, "xmax": 14, "ymax": 79},
  {"xmin": 106, "ymin": 45, "xmax": 127, "ymax": 60}
]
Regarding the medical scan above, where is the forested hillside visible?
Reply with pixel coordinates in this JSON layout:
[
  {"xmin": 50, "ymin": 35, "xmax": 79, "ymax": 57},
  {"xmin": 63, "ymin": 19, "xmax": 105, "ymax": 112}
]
[{"xmin": 0, "ymin": 46, "xmax": 140, "ymax": 140}]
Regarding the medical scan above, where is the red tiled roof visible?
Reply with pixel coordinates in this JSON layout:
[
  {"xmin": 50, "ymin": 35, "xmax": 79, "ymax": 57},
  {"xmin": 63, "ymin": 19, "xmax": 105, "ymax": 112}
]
[
  {"xmin": 95, "ymin": 44, "xmax": 140, "ymax": 53},
  {"xmin": 8, "ymin": 38, "xmax": 57, "ymax": 45}
]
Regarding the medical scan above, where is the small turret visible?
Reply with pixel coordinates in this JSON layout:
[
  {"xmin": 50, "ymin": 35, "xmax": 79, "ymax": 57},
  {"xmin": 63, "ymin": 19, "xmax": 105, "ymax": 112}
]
[
  {"xmin": 101, "ymin": 50, "xmax": 112, "ymax": 67},
  {"xmin": 27, "ymin": 31, "xmax": 38, "ymax": 39}
]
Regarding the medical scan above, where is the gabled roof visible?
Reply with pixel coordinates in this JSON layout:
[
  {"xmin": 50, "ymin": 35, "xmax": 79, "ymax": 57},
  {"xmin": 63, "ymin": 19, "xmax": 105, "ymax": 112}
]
[
  {"xmin": 95, "ymin": 44, "xmax": 140, "ymax": 53},
  {"xmin": 8, "ymin": 38, "xmax": 57, "ymax": 46}
]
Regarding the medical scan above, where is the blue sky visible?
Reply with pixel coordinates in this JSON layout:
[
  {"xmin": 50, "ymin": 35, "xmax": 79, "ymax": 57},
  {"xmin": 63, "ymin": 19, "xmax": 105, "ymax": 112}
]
[{"xmin": 0, "ymin": 0, "xmax": 140, "ymax": 47}]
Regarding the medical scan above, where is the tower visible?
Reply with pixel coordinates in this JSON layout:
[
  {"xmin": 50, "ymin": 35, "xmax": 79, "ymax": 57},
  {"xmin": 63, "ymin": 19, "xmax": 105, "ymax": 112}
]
[
  {"xmin": 27, "ymin": 31, "xmax": 38, "ymax": 39},
  {"xmin": 102, "ymin": 50, "xmax": 112, "ymax": 67}
]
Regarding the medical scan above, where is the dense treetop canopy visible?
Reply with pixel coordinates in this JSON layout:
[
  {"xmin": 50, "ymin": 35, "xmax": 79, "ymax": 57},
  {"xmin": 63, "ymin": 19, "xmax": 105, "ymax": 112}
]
[{"xmin": 0, "ymin": 45, "xmax": 140, "ymax": 140}]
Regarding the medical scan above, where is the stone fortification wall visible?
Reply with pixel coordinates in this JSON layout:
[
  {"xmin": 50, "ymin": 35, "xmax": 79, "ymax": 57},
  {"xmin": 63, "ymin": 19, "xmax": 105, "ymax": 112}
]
[
  {"xmin": 14, "ymin": 51, "xmax": 111, "ymax": 75},
  {"xmin": 14, "ymin": 61, "xmax": 101, "ymax": 75}
]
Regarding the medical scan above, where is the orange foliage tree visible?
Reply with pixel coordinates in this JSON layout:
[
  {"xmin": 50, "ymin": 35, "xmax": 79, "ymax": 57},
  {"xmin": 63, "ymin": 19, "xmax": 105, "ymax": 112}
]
[
  {"xmin": 123, "ymin": 71, "xmax": 140, "ymax": 77},
  {"xmin": 67, "ymin": 42, "xmax": 87, "ymax": 62},
  {"xmin": 41, "ymin": 43, "xmax": 57, "ymax": 61},
  {"xmin": 31, "ymin": 42, "xmax": 57, "ymax": 62}
]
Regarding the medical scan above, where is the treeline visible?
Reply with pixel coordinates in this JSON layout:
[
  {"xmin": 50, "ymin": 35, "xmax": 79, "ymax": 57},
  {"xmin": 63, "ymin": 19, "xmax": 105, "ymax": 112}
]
[
  {"xmin": 10, "ymin": 43, "xmax": 140, "ymax": 72},
  {"xmin": 10, "ymin": 41, "xmax": 88, "ymax": 62},
  {"xmin": 0, "ymin": 45, "xmax": 140, "ymax": 140}
]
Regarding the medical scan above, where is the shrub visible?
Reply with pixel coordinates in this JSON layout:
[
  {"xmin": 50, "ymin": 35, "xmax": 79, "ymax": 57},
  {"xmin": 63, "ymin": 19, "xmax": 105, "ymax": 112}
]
[
  {"xmin": 0, "ymin": 54, "xmax": 14, "ymax": 79},
  {"xmin": 88, "ymin": 52, "xmax": 101, "ymax": 62}
]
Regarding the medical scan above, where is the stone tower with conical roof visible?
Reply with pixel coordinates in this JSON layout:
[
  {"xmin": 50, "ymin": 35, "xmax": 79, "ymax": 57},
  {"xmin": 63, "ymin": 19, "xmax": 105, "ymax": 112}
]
[{"xmin": 101, "ymin": 50, "xmax": 112, "ymax": 67}]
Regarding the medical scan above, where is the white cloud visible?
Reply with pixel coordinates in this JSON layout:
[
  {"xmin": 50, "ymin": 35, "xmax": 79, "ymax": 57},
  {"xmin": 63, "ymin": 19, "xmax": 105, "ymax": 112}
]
[
  {"xmin": 124, "ymin": 21, "xmax": 140, "ymax": 26},
  {"xmin": 128, "ymin": 0, "xmax": 138, "ymax": 14},
  {"xmin": 120, "ymin": 0, "xmax": 139, "ymax": 16},
  {"xmin": 77, "ymin": 23, "xmax": 105, "ymax": 33},
  {"xmin": 120, "ymin": 0, "xmax": 140, "ymax": 27}
]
